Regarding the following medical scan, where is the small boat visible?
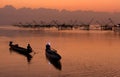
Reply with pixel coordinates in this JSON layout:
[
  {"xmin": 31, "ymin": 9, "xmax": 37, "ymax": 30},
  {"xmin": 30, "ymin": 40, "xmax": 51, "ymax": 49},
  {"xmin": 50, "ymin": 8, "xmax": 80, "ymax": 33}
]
[
  {"xmin": 45, "ymin": 43, "xmax": 61, "ymax": 61},
  {"xmin": 9, "ymin": 41, "xmax": 32, "ymax": 55},
  {"xmin": 46, "ymin": 49, "xmax": 61, "ymax": 61}
]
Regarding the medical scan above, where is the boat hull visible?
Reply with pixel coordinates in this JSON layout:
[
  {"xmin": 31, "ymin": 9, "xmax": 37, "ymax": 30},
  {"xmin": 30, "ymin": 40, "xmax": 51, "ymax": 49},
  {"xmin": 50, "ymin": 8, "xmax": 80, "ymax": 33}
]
[
  {"xmin": 45, "ymin": 49, "xmax": 61, "ymax": 61},
  {"xmin": 10, "ymin": 45, "xmax": 32, "ymax": 55}
]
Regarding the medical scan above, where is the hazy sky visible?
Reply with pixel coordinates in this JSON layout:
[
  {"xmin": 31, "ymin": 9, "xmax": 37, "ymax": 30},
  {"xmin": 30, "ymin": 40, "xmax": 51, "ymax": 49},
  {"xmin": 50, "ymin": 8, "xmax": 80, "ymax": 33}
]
[{"xmin": 0, "ymin": 0, "xmax": 120, "ymax": 12}]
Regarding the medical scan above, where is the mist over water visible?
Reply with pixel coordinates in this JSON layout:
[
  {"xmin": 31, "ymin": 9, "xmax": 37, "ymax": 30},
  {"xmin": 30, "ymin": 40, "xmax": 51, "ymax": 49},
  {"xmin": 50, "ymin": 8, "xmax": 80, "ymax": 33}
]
[
  {"xmin": 1, "ymin": 25, "xmax": 120, "ymax": 77},
  {"xmin": 1, "ymin": 5, "xmax": 120, "ymax": 25}
]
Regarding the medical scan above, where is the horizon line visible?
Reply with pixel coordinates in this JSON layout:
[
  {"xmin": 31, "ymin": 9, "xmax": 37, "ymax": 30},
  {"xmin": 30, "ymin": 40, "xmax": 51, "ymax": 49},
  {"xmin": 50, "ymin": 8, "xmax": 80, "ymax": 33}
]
[{"xmin": 0, "ymin": 5, "xmax": 119, "ymax": 13}]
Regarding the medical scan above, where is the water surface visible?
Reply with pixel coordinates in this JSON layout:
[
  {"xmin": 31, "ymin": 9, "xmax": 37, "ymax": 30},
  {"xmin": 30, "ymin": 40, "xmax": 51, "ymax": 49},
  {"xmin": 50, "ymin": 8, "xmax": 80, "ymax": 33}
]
[{"xmin": 0, "ymin": 25, "xmax": 120, "ymax": 77}]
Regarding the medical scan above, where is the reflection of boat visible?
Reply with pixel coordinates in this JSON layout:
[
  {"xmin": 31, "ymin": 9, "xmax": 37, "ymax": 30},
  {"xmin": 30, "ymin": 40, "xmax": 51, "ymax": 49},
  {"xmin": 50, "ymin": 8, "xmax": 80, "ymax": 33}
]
[
  {"xmin": 9, "ymin": 49, "xmax": 33, "ymax": 63},
  {"xmin": 46, "ymin": 54, "xmax": 62, "ymax": 70},
  {"xmin": 9, "ymin": 41, "xmax": 33, "ymax": 63}
]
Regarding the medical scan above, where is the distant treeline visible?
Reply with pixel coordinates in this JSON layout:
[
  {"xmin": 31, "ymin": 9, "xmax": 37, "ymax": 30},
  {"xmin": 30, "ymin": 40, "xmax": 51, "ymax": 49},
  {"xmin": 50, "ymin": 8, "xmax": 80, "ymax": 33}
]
[{"xmin": 0, "ymin": 5, "xmax": 120, "ymax": 25}]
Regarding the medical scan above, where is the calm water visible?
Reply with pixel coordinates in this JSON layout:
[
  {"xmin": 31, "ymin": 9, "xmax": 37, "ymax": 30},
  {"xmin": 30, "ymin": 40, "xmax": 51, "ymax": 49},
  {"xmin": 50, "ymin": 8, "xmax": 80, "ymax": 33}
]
[{"xmin": 1, "ymin": 25, "xmax": 120, "ymax": 77}]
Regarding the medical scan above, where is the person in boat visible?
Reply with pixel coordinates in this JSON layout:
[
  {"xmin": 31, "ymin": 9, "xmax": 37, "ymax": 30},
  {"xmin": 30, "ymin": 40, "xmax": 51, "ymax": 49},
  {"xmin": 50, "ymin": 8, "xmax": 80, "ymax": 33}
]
[
  {"xmin": 46, "ymin": 42, "xmax": 57, "ymax": 52},
  {"xmin": 27, "ymin": 44, "xmax": 32, "ymax": 53},
  {"xmin": 9, "ymin": 41, "xmax": 13, "ymax": 46},
  {"xmin": 46, "ymin": 42, "xmax": 51, "ymax": 50}
]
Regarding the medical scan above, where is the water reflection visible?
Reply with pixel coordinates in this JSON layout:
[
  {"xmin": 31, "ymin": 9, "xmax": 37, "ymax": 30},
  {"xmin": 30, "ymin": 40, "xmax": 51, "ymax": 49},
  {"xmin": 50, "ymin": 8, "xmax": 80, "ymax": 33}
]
[
  {"xmin": 45, "ymin": 54, "xmax": 62, "ymax": 70},
  {"xmin": 2, "ymin": 26, "xmax": 120, "ymax": 77},
  {"xmin": 9, "ymin": 48, "xmax": 33, "ymax": 63}
]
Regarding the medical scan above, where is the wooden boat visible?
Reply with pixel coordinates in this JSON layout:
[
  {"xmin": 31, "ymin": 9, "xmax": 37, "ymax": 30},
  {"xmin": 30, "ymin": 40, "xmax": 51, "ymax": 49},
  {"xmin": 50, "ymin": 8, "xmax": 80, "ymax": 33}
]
[
  {"xmin": 9, "ymin": 41, "xmax": 32, "ymax": 55},
  {"xmin": 9, "ymin": 41, "xmax": 33, "ymax": 63},
  {"xmin": 45, "ymin": 49, "xmax": 61, "ymax": 61},
  {"xmin": 45, "ymin": 43, "xmax": 61, "ymax": 61}
]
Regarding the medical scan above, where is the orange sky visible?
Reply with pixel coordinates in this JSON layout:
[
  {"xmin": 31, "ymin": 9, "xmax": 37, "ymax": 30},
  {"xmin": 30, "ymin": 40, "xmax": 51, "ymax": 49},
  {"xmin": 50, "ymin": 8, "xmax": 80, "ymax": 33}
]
[{"xmin": 0, "ymin": 0, "xmax": 120, "ymax": 12}]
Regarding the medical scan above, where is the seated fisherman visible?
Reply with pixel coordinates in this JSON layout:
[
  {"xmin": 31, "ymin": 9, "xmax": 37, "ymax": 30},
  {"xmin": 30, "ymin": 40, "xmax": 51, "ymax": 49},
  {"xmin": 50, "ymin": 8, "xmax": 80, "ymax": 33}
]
[
  {"xmin": 46, "ymin": 42, "xmax": 51, "ymax": 50},
  {"xmin": 27, "ymin": 44, "xmax": 32, "ymax": 53}
]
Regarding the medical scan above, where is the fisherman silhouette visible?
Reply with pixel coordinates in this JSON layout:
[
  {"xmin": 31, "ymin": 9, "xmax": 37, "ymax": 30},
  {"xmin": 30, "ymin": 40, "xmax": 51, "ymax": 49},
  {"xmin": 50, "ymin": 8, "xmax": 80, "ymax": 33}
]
[
  {"xmin": 27, "ymin": 44, "xmax": 32, "ymax": 53},
  {"xmin": 46, "ymin": 42, "xmax": 51, "ymax": 50}
]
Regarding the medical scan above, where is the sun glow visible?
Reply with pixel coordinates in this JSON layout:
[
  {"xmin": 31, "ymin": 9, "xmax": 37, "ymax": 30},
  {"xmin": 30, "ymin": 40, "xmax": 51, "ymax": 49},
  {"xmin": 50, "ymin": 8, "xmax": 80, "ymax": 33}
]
[{"xmin": 0, "ymin": 0, "xmax": 120, "ymax": 12}]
